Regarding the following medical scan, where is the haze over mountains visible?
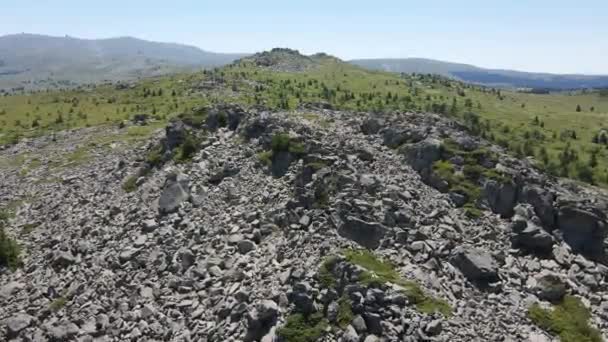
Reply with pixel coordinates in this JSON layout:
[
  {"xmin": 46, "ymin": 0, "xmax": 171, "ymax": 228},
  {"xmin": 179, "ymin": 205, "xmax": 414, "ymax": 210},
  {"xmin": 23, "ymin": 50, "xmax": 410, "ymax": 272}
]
[
  {"xmin": 1, "ymin": 33, "xmax": 608, "ymax": 90},
  {"xmin": 0, "ymin": 34, "xmax": 246, "ymax": 89},
  {"xmin": 350, "ymin": 58, "xmax": 608, "ymax": 90}
]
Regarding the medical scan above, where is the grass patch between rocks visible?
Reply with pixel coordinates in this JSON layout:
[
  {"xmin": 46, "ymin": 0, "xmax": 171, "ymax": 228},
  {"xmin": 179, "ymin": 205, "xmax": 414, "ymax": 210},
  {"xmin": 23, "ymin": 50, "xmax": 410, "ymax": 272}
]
[
  {"xmin": 277, "ymin": 312, "xmax": 328, "ymax": 342},
  {"xmin": 528, "ymin": 295, "xmax": 602, "ymax": 342},
  {"xmin": 344, "ymin": 249, "xmax": 452, "ymax": 317}
]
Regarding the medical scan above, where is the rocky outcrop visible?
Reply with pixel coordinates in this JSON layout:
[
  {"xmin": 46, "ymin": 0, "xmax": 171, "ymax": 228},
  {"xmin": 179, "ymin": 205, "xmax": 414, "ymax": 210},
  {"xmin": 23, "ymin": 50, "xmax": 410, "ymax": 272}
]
[
  {"xmin": 1, "ymin": 108, "xmax": 607, "ymax": 342},
  {"xmin": 450, "ymin": 247, "xmax": 500, "ymax": 286},
  {"xmin": 556, "ymin": 203, "xmax": 607, "ymax": 259},
  {"xmin": 337, "ymin": 216, "xmax": 389, "ymax": 250},
  {"xmin": 158, "ymin": 173, "xmax": 191, "ymax": 214},
  {"xmin": 400, "ymin": 138, "xmax": 442, "ymax": 173},
  {"xmin": 484, "ymin": 180, "xmax": 518, "ymax": 217}
]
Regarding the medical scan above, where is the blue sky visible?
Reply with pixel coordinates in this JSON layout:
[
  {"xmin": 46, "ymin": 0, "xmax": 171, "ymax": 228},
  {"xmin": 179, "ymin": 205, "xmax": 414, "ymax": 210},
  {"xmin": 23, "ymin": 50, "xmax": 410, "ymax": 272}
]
[{"xmin": 2, "ymin": 0, "xmax": 607, "ymax": 74}]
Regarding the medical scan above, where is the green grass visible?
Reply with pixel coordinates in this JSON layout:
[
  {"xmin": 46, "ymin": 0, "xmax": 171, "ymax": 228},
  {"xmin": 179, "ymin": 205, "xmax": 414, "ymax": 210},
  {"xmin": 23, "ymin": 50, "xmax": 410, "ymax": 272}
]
[
  {"xmin": 336, "ymin": 296, "xmax": 354, "ymax": 329},
  {"xmin": 257, "ymin": 150, "xmax": 273, "ymax": 166},
  {"xmin": 343, "ymin": 249, "xmax": 452, "ymax": 316},
  {"xmin": 0, "ymin": 73, "xmax": 206, "ymax": 145},
  {"xmin": 317, "ymin": 256, "xmax": 338, "ymax": 288},
  {"xmin": 21, "ymin": 223, "xmax": 37, "ymax": 235},
  {"xmin": 0, "ymin": 226, "xmax": 20, "ymax": 270},
  {"xmin": 277, "ymin": 313, "xmax": 328, "ymax": 342},
  {"xmin": 3, "ymin": 53, "xmax": 608, "ymax": 187},
  {"xmin": 49, "ymin": 296, "xmax": 68, "ymax": 312},
  {"xmin": 173, "ymin": 133, "xmax": 201, "ymax": 163},
  {"xmin": 122, "ymin": 176, "xmax": 138, "ymax": 193},
  {"xmin": 528, "ymin": 296, "xmax": 602, "ymax": 342}
]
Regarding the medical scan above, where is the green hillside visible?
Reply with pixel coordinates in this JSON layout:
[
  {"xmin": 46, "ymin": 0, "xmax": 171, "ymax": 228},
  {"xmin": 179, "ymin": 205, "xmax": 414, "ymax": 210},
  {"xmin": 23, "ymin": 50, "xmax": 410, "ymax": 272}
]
[{"xmin": 2, "ymin": 50, "xmax": 608, "ymax": 186}]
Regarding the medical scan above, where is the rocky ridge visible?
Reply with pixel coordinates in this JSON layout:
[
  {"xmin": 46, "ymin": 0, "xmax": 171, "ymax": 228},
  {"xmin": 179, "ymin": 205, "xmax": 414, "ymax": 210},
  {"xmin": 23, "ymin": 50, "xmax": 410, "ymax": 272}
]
[{"xmin": 0, "ymin": 106, "xmax": 607, "ymax": 341}]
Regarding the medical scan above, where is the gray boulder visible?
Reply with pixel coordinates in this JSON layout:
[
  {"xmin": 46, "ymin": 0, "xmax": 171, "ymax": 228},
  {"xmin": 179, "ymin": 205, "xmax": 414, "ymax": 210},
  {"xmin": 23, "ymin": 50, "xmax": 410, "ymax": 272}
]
[
  {"xmin": 271, "ymin": 151, "xmax": 294, "ymax": 178},
  {"xmin": 484, "ymin": 180, "xmax": 518, "ymax": 218},
  {"xmin": 342, "ymin": 325, "xmax": 360, "ymax": 342},
  {"xmin": 164, "ymin": 120, "xmax": 187, "ymax": 151},
  {"xmin": 557, "ymin": 204, "xmax": 607, "ymax": 258},
  {"xmin": 361, "ymin": 118, "xmax": 383, "ymax": 135},
  {"xmin": 520, "ymin": 186, "xmax": 555, "ymax": 228},
  {"xmin": 451, "ymin": 247, "xmax": 500, "ymax": 285},
  {"xmin": 338, "ymin": 216, "xmax": 389, "ymax": 250},
  {"xmin": 158, "ymin": 173, "xmax": 191, "ymax": 214},
  {"xmin": 512, "ymin": 224, "xmax": 555, "ymax": 255},
  {"xmin": 6, "ymin": 313, "xmax": 34, "ymax": 337},
  {"xmin": 401, "ymin": 138, "xmax": 442, "ymax": 172},
  {"xmin": 533, "ymin": 273, "xmax": 567, "ymax": 302},
  {"xmin": 245, "ymin": 300, "xmax": 279, "ymax": 342}
]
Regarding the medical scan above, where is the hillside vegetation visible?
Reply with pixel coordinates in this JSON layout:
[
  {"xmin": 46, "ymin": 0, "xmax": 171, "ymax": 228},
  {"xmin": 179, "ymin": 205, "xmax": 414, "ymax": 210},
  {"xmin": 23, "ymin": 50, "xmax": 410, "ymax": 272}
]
[{"xmin": 2, "ymin": 49, "xmax": 608, "ymax": 187}]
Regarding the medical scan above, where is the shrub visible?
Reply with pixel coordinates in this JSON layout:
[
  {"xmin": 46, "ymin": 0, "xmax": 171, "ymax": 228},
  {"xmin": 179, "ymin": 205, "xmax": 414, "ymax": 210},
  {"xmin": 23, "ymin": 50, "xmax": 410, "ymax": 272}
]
[
  {"xmin": 0, "ymin": 224, "xmax": 21, "ymax": 270},
  {"xmin": 343, "ymin": 249, "xmax": 452, "ymax": 316},
  {"xmin": 174, "ymin": 133, "xmax": 200, "ymax": 163},
  {"xmin": 122, "ymin": 176, "xmax": 138, "ymax": 193},
  {"xmin": 145, "ymin": 144, "xmax": 164, "ymax": 167},
  {"xmin": 271, "ymin": 133, "xmax": 292, "ymax": 152},
  {"xmin": 528, "ymin": 296, "xmax": 602, "ymax": 342},
  {"xmin": 277, "ymin": 313, "xmax": 327, "ymax": 342},
  {"xmin": 217, "ymin": 112, "xmax": 228, "ymax": 128},
  {"xmin": 50, "ymin": 296, "xmax": 67, "ymax": 312},
  {"xmin": 336, "ymin": 296, "xmax": 354, "ymax": 329},
  {"xmin": 257, "ymin": 150, "xmax": 273, "ymax": 167},
  {"xmin": 317, "ymin": 256, "xmax": 338, "ymax": 288}
]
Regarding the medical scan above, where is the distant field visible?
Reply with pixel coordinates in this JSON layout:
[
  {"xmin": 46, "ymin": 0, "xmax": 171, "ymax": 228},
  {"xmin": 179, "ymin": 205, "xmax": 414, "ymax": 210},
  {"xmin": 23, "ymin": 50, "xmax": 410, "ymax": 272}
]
[
  {"xmin": 1, "ymin": 59, "xmax": 608, "ymax": 187},
  {"xmin": 0, "ymin": 73, "xmax": 208, "ymax": 144}
]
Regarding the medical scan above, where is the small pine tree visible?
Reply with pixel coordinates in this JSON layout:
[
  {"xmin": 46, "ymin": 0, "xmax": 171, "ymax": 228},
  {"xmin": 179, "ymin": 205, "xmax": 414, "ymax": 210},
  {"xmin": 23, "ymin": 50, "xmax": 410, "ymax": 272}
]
[{"xmin": 576, "ymin": 105, "xmax": 582, "ymax": 112}]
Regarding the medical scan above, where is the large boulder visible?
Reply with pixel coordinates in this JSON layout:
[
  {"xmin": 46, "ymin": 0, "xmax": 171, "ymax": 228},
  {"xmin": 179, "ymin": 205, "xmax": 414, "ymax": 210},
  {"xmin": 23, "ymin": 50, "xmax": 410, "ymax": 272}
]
[
  {"xmin": 361, "ymin": 118, "xmax": 383, "ymax": 135},
  {"xmin": 520, "ymin": 186, "xmax": 555, "ymax": 228},
  {"xmin": 338, "ymin": 216, "xmax": 389, "ymax": 250},
  {"xmin": 158, "ymin": 173, "xmax": 191, "ymax": 215},
  {"xmin": 244, "ymin": 300, "xmax": 279, "ymax": 342},
  {"xmin": 451, "ymin": 247, "xmax": 500, "ymax": 285},
  {"xmin": 5, "ymin": 313, "xmax": 35, "ymax": 337},
  {"xmin": 164, "ymin": 120, "xmax": 187, "ymax": 151},
  {"xmin": 484, "ymin": 180, "xmax": 518, "ymax": 218},
  {"xmin": 532, "ymin": 273, "xmax": 567, "ymax": 302},
  {"xmin": 511, "ymin": 224, "xmax": 555, "ymax": 255},
  {"xmin": 556, "ymin": 204, "xmax": 607, "ymax": 258},
  {"xmin": 401, "ymin": 138, "xmax": 442, "ymax": 172}
]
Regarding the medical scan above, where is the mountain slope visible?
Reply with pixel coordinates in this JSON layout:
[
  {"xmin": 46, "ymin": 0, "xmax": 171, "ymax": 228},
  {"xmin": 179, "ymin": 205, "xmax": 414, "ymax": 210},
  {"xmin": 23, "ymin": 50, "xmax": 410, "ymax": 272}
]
[
  {"xmin": 350, "ymin": 58, "xmax": 608, "ymax": 89},
  {"xmin": 0, "ymin": 33, "xmax": 246, "ymax": 89}
]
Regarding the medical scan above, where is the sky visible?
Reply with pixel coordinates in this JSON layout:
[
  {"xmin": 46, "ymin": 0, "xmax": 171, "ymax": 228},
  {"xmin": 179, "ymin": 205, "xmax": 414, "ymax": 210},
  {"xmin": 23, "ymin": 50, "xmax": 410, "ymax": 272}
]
[{"xmin": 2, "ymin": 0, "xmax": 607, "ymax": 74}]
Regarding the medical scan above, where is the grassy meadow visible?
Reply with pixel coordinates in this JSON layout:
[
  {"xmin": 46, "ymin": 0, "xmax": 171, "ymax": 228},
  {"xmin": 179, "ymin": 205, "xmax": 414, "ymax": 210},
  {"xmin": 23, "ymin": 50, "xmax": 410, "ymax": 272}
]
[{"xmin": 1, "ymin": 56, "xmax": 608, "ymax": 186}]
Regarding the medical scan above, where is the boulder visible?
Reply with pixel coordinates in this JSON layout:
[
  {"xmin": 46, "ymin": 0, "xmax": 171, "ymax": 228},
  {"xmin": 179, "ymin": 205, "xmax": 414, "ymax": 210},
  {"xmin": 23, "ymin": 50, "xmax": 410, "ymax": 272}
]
[
  {"xmin": 511, "ymin": 224, "xmax": 555, "ymax": 255},
  {"xmin": 271, "ymin": 151, "xmax": 293, "ymax": 178},
  {"xmin": 383, "ymin": 127, "xmax": 426, "ymax": 148},
  {"xmin": 401, "ymin": 138, "xmax": 442, "ymax": 172},
  {"xmin": 164, "ymin": 120, "xmax": 187, "ymax": 151},
  {"xmin": 519, "ymin": 186, "xmax": 555, "ymax": 228},
  {"xmin": 338, "ymin": 216, "xmax": 389, "ymax": 250},
  {"xmin": 451, "ymin": 247, "xmax": 500, "ymax": 285},
  {"xmin": 484, "ymin": 180, "xmax": 518, "ymax": 218},
  {"xmin": 6, "ymin": 313, "xmax": 34, "ymax": 337},
  {"xmin": 361, "ymin": 118, "xmax": 383, "ymax": 135},
  {"xmin": 245, "ymin": 300, "xmax": 279, "ymax": 342},
  {"xmin": 556, "ymin": 204, "xmax": 607, "ymax": 258},
  {"xmin": 342, "ymin": 325, "xmax": 360, "ymax": 342},
  {"xmin": 533, "ymin": 273, "xmax": 567, "ymax": 302},
  {"xmin": 158, "ymin": 173, "xmax": 191, "ymax": 215}
]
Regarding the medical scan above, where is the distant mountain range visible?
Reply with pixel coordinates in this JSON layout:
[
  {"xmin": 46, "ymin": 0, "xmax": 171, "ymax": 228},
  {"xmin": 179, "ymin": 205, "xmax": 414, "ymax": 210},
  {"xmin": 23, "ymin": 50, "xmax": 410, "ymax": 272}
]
[
  {"xmin": 2, "ymin": 33, "xmax": 607, "ymax": 91},
  {"xmin": 0, "ymin": 34, "xmax": 246, "ymax": 90},
  {"xmin": 349, "ymin": 58, "xmax": 608, "ymax": 90}
]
